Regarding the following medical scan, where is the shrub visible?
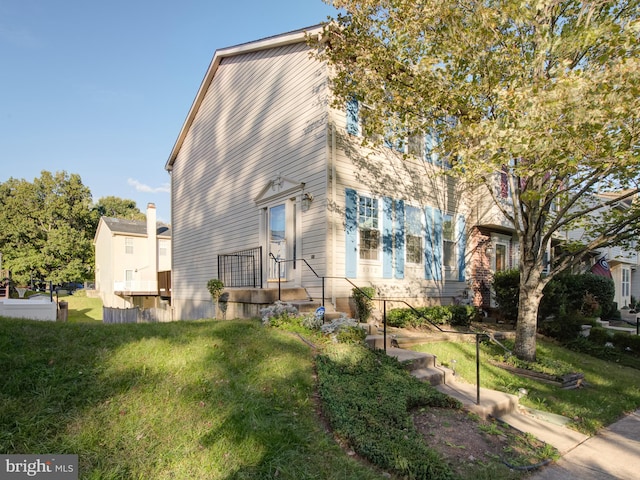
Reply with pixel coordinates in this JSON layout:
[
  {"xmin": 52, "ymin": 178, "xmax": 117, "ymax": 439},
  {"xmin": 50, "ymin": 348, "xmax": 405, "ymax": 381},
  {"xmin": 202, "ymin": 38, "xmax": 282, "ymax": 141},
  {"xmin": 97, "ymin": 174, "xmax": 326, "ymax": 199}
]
[
  {"xmin": 581, "ymin": 274, "xmax": 616, "ymax": 319},
  {"xmin": 448, "ymin": 305, "xmax": 476, "ymax": 327},
  {"xmin": 321, "ymin": 315, "xmax": 367, "ymax": 344},
  {"xmin": 301, "ymin": 312, "xmax": 324, "ymax": 330},
  {"xmin": 537, "ymin": 313, "xmax": 584, "ymax": 342},
  {"xmin": 335, "ymin": 325, "xmax": 367, "ymax": 344},
  {"xmin": 352, "ymin": 286, "xmax": 376, "ymax": 322},
  {"xmin": 539, "ymin": 275, "xmax": 568, "ymax": 319},
  {"xmin": 206, "ymin": 278, "xmax": 224, "ymax": 301},
  {"xmin": 260, "ymin": 301, "xmax": 299, "ymax": 326},
  {"xmin": 386, "ymin": 305, "xmax": 476, "ymax": 328},
  {"xmin": 386, "ymin": 308, "xmax": 416, "ymax": 328},
  {"xmin": 492, "ymin": 269, "xmax": 520, "ymax": 322},
  {"xmin": 612, "ymin": 332, "xmax": 640, "ymax": 356},
  {"xmin": 586, "ymin": 326, "xmax": 612, "ymax": 346}
]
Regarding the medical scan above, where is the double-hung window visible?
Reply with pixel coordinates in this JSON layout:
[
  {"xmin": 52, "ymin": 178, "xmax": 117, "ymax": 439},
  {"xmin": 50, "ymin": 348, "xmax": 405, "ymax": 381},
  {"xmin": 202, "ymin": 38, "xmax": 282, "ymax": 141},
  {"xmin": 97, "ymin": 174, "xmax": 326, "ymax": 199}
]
[
  {"xmin": 358, "ymin": 195, "xmax": 380, "ymax": 261},
  {"xmin": 125, "ymin": 237, "xmax": 134, "ymax": 255},
  {"xmin": 622, "ymin": 268, "xmax": 630, "ymax": 299},
  {"xmin": 442, "ymin": 214, "xmax": 457, "ymax": 274},
  {"xmin": 405, "ymin": 206, "xmax": 423, "ymax": 265}
]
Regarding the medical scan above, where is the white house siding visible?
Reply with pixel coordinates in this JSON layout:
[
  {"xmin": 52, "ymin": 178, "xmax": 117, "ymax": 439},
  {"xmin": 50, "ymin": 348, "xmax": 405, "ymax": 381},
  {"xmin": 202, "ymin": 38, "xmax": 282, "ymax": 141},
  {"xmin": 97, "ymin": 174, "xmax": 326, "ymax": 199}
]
[
  {"xmin": 327, "ymin": 105, "xmax": 470, "ymax": 306},
  {"xmin": 170, "ymin": 39, "xmax": 329, "ymax": 320},
  {"xmin": 93, "ymin": 222, "xmax": 114, "ymax": 307}
]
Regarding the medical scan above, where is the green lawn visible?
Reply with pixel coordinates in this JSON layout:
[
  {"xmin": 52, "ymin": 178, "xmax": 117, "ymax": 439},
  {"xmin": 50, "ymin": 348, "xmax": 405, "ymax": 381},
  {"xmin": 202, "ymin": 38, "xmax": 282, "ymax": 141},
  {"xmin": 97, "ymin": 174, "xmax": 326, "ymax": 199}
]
[
  {"xmin": 59, "ymin": 290, "xmax": 103, "ymax": 322},
  {"xmin": 3, "ymin": 306, "xmax": 639, "ymax": 479},
  {"xmin": 0, "ymin": 318, "xmax": 387, "ymax": 479}
]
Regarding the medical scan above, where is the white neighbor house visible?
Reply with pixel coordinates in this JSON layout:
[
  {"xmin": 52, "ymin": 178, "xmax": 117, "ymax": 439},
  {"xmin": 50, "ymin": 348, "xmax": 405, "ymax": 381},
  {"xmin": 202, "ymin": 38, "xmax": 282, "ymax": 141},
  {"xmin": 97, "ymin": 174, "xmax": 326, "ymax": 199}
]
[
  {"xmin": 165, "ymin": 26, "xmax": 638, "ymax": 321},
  {"xmin": 94, "ymin": 203, "xmax": 172, "ymax": 310}
]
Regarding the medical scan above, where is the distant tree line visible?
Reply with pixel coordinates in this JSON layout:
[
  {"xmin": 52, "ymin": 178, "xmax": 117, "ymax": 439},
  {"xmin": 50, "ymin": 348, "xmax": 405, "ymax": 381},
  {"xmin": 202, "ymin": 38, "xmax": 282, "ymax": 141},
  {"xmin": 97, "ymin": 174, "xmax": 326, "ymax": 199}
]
[{"xmin": 0, "ymin": 170, "xmax": 145, "ymax": 287}]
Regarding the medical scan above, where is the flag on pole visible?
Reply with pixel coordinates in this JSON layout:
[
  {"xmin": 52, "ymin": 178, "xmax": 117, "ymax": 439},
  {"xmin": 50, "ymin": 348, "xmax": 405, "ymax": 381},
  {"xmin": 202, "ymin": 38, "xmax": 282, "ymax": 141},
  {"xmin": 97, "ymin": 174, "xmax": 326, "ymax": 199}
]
[{"xmin": 591, "ymin": 258, "xmax": 612, "ymax": 278}]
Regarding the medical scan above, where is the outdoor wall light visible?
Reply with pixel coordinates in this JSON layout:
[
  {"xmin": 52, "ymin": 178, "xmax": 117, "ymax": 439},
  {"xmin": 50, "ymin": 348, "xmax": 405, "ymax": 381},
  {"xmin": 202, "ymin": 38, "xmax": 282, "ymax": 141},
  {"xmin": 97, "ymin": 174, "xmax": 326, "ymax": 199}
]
[
  {"xmin": 302, "ymin": 192, "xmax": 313, "ymax": 210},
  {"xmin": 485, "ymin": 244, "xmax": 494, "ymax": 255}
]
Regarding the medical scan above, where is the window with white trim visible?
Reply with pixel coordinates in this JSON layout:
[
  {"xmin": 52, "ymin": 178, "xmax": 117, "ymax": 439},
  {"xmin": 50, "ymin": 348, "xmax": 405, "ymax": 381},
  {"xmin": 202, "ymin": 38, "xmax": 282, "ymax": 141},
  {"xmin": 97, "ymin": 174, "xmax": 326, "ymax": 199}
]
[
  {"xmin": 358, "ymin": 195, "xmax": 380, "ymax": 261},
  {"xmin": 405, "ymin": 206, "xmax": 423, "ymax": 265},
  {"xmin": 442, "ymin": 214, "xmax": 456, "ymax": 270},
  {"xmin": 159, "ymin": 239, "xmax": 168, "ymax": 256},
  {"xmin": 622, "ymin": 267, "xmax": 630, "ymax": 299},
  {"xmin": 125, "ymin": 237, "xmax": 134, "ymax": 255}
]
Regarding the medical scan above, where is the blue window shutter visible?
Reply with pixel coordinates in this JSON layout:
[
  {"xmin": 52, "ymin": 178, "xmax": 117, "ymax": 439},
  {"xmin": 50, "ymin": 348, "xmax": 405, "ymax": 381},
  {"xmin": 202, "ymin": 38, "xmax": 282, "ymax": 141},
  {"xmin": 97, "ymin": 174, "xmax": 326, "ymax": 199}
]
[
  {"xmin": 395, "ymin": 200, "xmax": 405, "ymax": 279},
  {"xmin": 382, "ymin": 197, "xmax": 393, "ymax": 279},
  {"xmin": 345, "ymin": 189, "xmax": 358, "ymax": 278},
  {"xmin": 433, "ymin": 209, "xmax": 443, "ymax": 281},
  {"xmin": 424, "ymin": 206, "xmax": 434, "ymax": 280},
  {"xmin": 457, "ymin": 214, "xmax": 466, "ymax": 282},
  {"xmin": 346, "ymin": 98, "xmax": 359, "ymax": 136}
]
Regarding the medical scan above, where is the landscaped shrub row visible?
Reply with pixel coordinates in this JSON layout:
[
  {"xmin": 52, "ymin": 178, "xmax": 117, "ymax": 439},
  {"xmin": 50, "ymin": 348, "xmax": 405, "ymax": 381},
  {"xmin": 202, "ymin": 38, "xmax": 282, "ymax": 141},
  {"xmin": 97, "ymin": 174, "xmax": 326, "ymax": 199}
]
[
  {"xmin": 584, "ymin": 327, "xmax": 640, "ymax": 357},
  {"xmin": 493, "ymin": 270, "xmax": 617, "ymax": 326},
  {"xmin": 386, "ymin": 305, "xmax": 477, "ymax": 328}
]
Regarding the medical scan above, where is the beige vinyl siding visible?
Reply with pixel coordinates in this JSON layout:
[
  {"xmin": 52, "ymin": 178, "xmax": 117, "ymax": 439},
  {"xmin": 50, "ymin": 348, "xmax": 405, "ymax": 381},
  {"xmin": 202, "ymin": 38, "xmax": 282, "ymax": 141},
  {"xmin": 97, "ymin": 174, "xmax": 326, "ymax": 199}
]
[
  {"xmin": 171, "ymin": 41, "xmax": 328, "ymax": 319},
  {"xmin": 327, "ymin": 105, "xmax": 468, "ymax": 302}
]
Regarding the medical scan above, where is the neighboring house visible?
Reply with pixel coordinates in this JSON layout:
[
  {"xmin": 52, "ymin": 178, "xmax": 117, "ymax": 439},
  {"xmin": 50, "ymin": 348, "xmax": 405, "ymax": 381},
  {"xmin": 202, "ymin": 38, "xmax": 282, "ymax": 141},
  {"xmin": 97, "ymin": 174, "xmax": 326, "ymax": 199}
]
[
  {"xmin": 165, "ymin": 25, "xmax": 637, "ymax": 321},
  {"xmin": 566, "ymin": 191, "xmax": 640, "ymax": 309},
  {"xmin": 94, "ymin": 203, "xmax": 172, "ymax": 310}
]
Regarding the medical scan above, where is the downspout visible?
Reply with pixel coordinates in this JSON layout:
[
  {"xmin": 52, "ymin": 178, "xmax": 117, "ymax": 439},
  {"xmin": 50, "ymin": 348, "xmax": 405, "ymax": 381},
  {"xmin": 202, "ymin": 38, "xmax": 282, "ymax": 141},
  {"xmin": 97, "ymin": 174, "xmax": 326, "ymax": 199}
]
[{"xmin": 331, "ymin": 123, "xmax": 337, "ymax": 307}]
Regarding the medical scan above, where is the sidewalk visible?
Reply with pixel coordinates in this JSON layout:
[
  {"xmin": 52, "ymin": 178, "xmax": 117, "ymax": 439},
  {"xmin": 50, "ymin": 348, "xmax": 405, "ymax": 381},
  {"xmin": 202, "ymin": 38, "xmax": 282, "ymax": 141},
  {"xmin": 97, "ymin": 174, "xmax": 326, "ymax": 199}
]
[{"xmin": 529, "ymin": 409, "xmax": 640, "ymax": 480}]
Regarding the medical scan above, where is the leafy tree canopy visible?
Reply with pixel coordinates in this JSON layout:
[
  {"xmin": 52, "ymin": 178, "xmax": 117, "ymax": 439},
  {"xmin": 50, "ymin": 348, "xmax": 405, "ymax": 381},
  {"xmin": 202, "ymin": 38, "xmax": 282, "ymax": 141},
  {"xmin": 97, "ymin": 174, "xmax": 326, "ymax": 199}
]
[
  {"xmin": 93, "ymin": 196, "xmax": 145, "ymax": 221},
  {"xmin": 0, "ymin": 171, "xmax": 145, "ymax": 287},
  {"xmin": 318, "ymin": 0, "xmax": 640, "ymax": 360}
]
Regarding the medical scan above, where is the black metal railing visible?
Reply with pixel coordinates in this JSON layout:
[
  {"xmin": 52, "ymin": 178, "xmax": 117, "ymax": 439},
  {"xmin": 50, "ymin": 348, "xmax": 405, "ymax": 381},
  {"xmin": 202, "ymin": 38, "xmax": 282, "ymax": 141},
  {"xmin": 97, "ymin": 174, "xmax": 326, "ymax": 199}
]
[
  {"xmin": 268, "ymin": 254, "xmax": 514, "ymax": 405},
  {"xmin": 218, "ymin": 246, "xmax": 262, "ymax": 288}
]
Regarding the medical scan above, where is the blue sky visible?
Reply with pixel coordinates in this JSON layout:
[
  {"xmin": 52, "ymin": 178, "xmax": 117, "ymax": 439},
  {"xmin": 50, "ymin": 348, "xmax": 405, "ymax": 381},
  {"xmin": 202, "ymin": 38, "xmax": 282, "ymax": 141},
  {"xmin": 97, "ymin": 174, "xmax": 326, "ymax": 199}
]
[{"xmin": 0, "ymin": 0, "xmax": 337, "ymax": 223}]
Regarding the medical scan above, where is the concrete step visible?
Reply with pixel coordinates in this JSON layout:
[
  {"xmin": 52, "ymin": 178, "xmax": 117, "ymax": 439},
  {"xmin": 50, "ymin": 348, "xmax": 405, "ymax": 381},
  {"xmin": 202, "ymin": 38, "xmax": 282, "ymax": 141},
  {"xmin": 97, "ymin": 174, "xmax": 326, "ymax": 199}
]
[
  {"xmin": 411, "ymin": 366, "xmax": 454, "ymax": 386},
  {"xmin": 435, "ymin": 382, "xmax": 519, "ymax": 419},
  {"xmin": 385, "ymin": 347, "xmax": 437, "ymax": 369}
]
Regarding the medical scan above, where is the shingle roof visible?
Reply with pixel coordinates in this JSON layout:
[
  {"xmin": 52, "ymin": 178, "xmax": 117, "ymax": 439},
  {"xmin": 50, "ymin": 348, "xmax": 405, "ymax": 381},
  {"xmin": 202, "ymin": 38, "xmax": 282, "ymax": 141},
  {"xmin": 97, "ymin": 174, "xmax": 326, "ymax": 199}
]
[{"xmin": 102, "ymin": 217, "xmax": 171, "ymax": 237}]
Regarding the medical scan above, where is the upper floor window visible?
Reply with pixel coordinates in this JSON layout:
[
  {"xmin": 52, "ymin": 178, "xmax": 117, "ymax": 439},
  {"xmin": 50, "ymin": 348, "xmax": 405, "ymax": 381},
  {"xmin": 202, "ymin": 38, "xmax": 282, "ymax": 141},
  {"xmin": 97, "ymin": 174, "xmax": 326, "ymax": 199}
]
[
  {"xmin": 125, "ymin": 237, "xmax": 134, "ymax": 255},
  {"xmin": 346, "ymin": 99, "xmax": 452, "ymax": 169},
  {"xmin": 159, "ymin": 239, "xmax": 169, "ymax": 256},
  {"xmin": 358, "ymin": 194, "xmax": 380, "ymax": 261}
]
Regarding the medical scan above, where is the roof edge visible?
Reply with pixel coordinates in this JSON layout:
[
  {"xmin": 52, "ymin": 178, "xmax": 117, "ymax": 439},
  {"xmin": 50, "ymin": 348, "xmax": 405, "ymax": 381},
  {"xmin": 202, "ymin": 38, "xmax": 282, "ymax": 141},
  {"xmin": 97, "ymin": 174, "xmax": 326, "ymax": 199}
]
[{"xmin": 165, "ymin": 24, "xmax": 324, "ymax": 172}]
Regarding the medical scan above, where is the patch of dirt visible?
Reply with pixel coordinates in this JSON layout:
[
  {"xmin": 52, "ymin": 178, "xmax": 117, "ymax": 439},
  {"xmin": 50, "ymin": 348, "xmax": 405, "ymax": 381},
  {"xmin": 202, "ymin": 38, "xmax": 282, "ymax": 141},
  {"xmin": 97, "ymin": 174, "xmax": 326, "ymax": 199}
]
[{"xmin": 413, "ymin": 407, "xmax": 553, "ymax": 478}]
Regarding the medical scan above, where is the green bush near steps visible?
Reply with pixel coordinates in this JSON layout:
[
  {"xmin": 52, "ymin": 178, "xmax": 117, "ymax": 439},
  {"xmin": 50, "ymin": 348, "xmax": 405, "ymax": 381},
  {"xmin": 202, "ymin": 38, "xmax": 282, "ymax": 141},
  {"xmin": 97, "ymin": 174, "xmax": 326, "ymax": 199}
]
[{"xmin": 387, "ymin": 305, "xmax": 477, "ymax": 328}]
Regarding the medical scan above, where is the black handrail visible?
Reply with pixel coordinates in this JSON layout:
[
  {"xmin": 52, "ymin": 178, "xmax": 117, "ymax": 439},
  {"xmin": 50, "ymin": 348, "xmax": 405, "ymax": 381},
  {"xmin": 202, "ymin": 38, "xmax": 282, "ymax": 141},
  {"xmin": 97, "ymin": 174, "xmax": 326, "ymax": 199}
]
[{"xmin": 268, "ymin": 253, "xmax": 515, "ymax": 405}]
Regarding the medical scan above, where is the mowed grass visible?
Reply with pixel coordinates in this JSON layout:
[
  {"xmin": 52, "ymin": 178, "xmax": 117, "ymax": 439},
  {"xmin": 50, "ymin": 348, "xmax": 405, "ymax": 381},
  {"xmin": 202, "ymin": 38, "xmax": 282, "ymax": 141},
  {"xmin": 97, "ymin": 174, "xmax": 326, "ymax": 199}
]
[
  {"xmin": 59, "ymin": 290, "xmax": 103, "ymax": 322},
  {"xmin": 0, "ymin": 318, "xmax": 385, "ymax": 479},
  {"xmin": 412, "ymin": 339, "xmax": 640, "ymax": 434}
]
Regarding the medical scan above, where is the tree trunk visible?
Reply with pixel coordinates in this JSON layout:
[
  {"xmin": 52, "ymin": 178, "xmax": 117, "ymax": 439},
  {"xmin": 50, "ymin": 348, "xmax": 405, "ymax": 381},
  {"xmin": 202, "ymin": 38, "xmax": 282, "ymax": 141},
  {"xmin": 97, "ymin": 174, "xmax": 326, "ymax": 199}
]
[{"xmin": 514, "ymin": 275, "xmax": 544, "ymax": 362}]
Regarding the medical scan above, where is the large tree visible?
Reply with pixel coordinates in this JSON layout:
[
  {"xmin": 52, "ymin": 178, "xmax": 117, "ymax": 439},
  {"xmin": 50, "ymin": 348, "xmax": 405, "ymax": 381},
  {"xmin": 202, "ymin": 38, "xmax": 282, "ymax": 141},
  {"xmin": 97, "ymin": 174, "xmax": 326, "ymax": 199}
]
[
  {"xmin": 318, "ymin": 1, "xmax": 640, "ymax": 360},
  {"xmin": 93, "ymin": 196, "xmax": 145, "ymax": 221},
  {"xmin": 0, "ymin": 171, "xmax": 96, "ymax": 286}
]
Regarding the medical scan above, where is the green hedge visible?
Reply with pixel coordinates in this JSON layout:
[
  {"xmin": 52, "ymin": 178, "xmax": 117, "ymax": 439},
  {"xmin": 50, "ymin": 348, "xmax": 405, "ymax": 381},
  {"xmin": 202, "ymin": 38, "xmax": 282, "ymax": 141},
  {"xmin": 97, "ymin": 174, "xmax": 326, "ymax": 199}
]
[
  {"xmin": 387, "ymin": 305, "xmax": 477, "ymax": 328},
  {"xmin": 492, "ymin": 271, "xmax": 617, "ymax": 325}
]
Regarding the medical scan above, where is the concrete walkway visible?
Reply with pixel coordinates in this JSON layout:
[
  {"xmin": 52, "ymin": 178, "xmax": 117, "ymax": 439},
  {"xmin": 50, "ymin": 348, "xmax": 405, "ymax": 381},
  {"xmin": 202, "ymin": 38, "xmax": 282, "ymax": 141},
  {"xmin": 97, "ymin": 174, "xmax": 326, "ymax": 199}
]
[
  {"xmin": 373, "ymin": 327, "xmax": 640, "ymax": 479},
  {"xmin": 529, "ymin": 409, "xmax": 640, "ymax": 480}
]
